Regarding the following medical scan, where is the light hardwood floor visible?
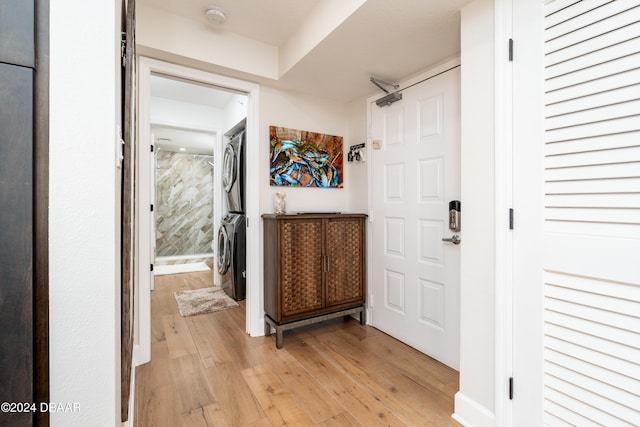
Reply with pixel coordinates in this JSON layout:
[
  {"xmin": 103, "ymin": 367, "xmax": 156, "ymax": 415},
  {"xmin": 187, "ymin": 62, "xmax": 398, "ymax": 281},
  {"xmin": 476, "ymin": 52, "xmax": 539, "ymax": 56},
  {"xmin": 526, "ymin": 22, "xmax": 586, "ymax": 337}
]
[{"xmin": 134, "ymin": 270, "xmax": 461, "ymax": 426}]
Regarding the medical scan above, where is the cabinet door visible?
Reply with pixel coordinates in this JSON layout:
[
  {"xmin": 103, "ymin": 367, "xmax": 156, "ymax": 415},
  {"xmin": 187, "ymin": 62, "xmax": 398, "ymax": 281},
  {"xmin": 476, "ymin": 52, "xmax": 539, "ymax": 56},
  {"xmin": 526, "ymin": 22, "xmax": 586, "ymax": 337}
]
[
  {"xmin": 0, "ymin": 63, "xmax": 34, "ymax": 426},
  {"xmin": 325, "ymin": 218, "xmax": 365, "ymax": 307},
  {"xmin": 279, "ymin": 219, "xmax": 324, "ymax": 319},
  {"xmin": 0, "ymin": 0, "xmax": 34, "ymax": 67}
]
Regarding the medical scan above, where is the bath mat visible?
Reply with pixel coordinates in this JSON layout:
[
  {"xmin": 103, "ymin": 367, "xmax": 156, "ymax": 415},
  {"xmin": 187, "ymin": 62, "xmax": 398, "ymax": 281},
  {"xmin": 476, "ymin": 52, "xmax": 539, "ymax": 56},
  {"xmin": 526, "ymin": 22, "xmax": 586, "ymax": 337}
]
[
  {"xmin": 173, "ymin": 286, "xmax": 238, "ymax": 317},
  {"xmin": 154, "ymin": 262, "xmax": 210, "ymax": 276}
]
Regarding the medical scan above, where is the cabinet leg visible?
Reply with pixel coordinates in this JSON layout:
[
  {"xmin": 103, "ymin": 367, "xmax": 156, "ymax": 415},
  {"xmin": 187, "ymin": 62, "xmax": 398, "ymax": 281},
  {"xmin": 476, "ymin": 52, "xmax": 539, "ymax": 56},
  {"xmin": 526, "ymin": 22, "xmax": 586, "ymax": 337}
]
[
  {"xmin": 276, "ymin": 328, "xmax": 284, "ymax": 349},
  {"xmin": 360, "ymin": 308, "xmax": 366, "ymax": 325}
]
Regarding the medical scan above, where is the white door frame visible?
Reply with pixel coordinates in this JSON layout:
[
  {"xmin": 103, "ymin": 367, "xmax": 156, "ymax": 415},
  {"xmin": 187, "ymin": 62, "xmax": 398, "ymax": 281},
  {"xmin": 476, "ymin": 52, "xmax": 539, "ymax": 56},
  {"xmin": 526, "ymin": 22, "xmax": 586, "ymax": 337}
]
[
  {"xmin": 134, "ymin": 57, "xmax": 261, "ymax": 366},
  {"xmin": 493, "ymin": 0, "xmax": 514, "ymax": 425},
  {"xmin": 494, "ymin": 0, "xmax": 546, "ymax": 425}
]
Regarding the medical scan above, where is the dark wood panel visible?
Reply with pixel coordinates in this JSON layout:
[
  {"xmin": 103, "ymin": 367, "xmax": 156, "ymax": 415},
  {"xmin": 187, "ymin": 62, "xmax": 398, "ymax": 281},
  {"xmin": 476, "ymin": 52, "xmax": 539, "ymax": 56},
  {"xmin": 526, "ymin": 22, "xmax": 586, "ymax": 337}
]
[
  {"xmin": 33, "ymin": 0, "xmax": 50, "ymax": 425},
  {"xmin": 279, "ymin": 219, "xmax": 324, "ymax": 320},
  {"xmin": 0, "ymin": 0, "xmax": 35, "ymax": 67},
  {"xmin": 325, "ymin": 217, "xmax": 365, "ymax": 307},
  {"xmin": 0, "ymin": 63, "xmax": 34, "ymax": 427},
  {"xmin": 263, "ymin": 218, "xmax": 278, "ymax": 319},
  {"xmin": 121, "ymin": 0, "xmax": 136, "ymax": 421},
  {"xmin": 0, "ymin": 2, "xmax": 47, "ymax": 425}
]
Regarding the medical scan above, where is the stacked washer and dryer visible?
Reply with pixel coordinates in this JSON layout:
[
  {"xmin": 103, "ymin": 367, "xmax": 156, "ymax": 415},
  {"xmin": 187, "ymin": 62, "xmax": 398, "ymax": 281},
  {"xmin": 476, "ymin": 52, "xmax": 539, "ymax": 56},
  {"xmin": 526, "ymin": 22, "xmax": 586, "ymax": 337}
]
[{"xmin": 217, "ymin": 121, "xmax": 246, "ymax": 300}]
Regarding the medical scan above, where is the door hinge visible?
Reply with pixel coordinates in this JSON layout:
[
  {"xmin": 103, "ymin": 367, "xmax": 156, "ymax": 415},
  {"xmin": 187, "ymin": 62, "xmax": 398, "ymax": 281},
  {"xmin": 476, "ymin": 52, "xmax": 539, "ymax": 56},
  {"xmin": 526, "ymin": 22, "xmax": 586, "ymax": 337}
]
[
  {"xmin": 508, "ymin": 38, "xmax": 514, "ymax": 62},
  {"xmin": 150, "ymin": 264, "xmax": 154, "ymax": 272},
  {"xmin": 509, "ymin": 208, "xmax": 514, "ymax": 230},
  {"xmin": 509, "ymin": 377, "xmax": 514, "ymax": 400},
  {"xmin": 150, "ymin": 204, "xmax": 154, "ymax": 212},
  {"xmin": 150, "ymin": 144, "xmax": 154, "ymax": 152},
  {"xmin": 121, "ymin": 32, "xmax": 127, "ymax": 67}
]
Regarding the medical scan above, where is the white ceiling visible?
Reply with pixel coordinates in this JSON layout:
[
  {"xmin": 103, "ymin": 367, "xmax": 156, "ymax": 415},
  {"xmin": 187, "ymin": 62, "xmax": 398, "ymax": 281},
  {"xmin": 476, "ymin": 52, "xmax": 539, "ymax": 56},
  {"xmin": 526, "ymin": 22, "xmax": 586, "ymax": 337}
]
[
  {"xmin": 150, "ymin": 74, "xmax": 235, "ymax": 108},
  {"xmin": 153, "ymin": 125, "xmax": 216, "ymax": 155},
  {"xmin": 139, "ymin": 0, "xmax": 322, "ymax": 47},
  {"xmin": 150, "ymin": 75, "xmax": 244, "ymax": 153},
  {"xmin": 138, "ymin": 0, "xmax": 473, "ymax": 103}
]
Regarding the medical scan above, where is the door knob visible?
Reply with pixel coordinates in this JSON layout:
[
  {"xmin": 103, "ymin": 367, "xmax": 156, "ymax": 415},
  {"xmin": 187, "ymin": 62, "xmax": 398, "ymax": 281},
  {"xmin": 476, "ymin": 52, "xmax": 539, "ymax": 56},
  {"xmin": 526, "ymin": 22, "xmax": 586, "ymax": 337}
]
[{"xmin": 442, "ymin": 235, "xmax": 461, "ymax": 245}]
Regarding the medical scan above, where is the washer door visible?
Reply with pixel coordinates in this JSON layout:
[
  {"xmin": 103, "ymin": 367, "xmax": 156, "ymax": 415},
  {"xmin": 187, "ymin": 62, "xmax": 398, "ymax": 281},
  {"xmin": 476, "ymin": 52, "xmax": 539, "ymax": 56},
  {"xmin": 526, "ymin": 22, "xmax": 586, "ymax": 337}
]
[
  {"xmin": 217, "ymin": 225, "xmax": 231, "ymax": 274},
  {"xmin": 222, "ymin": 143, "xmax": 236, "ymax": 193}
]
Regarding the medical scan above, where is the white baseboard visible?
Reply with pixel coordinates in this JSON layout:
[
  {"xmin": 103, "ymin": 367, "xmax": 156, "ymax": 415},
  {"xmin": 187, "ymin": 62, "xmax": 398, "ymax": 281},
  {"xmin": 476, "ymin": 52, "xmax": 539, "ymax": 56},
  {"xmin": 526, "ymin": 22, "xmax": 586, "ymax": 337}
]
[
  {"xmin": 452, "ymin": 392, "xmax": 496, "ymax": 427},
  {"xmin": 153, "ymin": 262, "xmax": 211, "ymax": 275}
]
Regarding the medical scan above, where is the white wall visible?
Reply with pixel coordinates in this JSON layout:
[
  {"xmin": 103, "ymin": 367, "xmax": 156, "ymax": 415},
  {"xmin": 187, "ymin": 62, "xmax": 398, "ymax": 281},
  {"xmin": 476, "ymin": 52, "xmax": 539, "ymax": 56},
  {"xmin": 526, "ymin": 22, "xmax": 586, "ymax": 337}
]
[
  {"xmin": 252, "ymin": 86, "xmax": 358, "ymax": 337},
  {"xmin": 150, "ymin": 91, "xmax": 248, "ymax": 136},
  {"xmin": 345, "ymin": 97, "xmax": 369, "ymax": 213},
  {"xmin": 258, "ymin": 86, "xmax": 352, "ymax": 214},
  {"xmin": 453, "ymin": 0, "xmax": 497, "ymax": 425},
  {"xmin": 223, "ymin": 93, "xmax": 249, "ymax": 133},
  {"xmin": 150, "ymin": 96, "xmax": 224, "ymax": 130},
  {"xmin": 49, "ymin": 0, "xmax": 121, "ymax": 425}
]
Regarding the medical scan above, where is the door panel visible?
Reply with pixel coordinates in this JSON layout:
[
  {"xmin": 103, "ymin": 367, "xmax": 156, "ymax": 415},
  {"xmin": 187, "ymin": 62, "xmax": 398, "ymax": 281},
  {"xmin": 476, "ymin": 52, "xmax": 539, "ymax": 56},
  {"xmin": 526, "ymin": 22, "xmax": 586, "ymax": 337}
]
[
  {"xmin": 280, "ymin": 219, "xmax": 324, "ymax": 317},
  {"xmin": 325, "ymin": 218, "xmax": 364, "ymax": 306},
  {"xmin": 0, "ymin": 0, "xmax": 34, "ymax": 67},
  {"xmin": 370, "ymin": 67, "xmax": 461, "ymax": 370},
  {"xmin": 0, "ymin": 62, "xmax": 34, "ymax": 427},
  {"xmin": 121, "ymin": 0, "xmax": 136, "ymax": 420},
  {"xmin": 0, "ymin": 0, "xmax": 48, "ymax": 410},
  {"xmin": 513, "ymin": 1, "xmax": 640, "ymax": 425}
]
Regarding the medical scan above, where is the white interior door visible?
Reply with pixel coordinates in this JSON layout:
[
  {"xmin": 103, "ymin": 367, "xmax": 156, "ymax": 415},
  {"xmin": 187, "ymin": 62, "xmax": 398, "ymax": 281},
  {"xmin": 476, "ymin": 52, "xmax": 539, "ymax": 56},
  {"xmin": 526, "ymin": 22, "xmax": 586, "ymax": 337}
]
[
  {"xmin": 369, "ymin": 67, "xmax": 461, "ymax": 370},
  {"xmin": 513, "ymin": 2, "xmax": 640, "ymax": 425}
]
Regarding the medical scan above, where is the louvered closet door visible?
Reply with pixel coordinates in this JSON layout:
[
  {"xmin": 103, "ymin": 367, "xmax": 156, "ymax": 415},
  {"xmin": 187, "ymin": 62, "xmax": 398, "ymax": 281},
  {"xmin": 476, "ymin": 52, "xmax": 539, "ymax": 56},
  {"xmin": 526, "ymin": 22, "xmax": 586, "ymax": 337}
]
[{"xmin": 541, "ymin": 2, "xmax": 640, "ymax": 425}]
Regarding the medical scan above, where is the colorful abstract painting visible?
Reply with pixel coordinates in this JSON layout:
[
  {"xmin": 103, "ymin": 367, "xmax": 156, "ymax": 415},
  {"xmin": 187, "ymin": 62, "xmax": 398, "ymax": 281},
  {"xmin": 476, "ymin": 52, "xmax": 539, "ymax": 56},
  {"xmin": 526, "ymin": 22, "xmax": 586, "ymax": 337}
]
[{"xmin": 270, "ymin": 126, "xmax": 343, "ymax": 188}]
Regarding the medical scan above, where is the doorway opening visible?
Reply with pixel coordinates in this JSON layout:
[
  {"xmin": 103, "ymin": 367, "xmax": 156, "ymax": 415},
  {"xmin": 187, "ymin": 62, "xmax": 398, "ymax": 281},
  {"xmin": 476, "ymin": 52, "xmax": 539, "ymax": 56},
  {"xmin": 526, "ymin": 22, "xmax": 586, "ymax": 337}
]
[
  {"xmin": 152, "ymin": 124, "xmax": 218, "ymax": 276},
  {"xmin": 135, "ymin": 57, "xmax": 261, "ymax": 366}
]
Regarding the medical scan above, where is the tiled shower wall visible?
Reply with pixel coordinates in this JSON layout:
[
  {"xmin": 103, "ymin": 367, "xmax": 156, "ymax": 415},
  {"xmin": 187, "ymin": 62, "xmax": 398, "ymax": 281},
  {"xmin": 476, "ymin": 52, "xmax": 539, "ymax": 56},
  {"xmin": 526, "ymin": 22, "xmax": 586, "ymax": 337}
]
[{"xmin": 155, "ymin": 151, "xmax": 214, "ymax": 258}]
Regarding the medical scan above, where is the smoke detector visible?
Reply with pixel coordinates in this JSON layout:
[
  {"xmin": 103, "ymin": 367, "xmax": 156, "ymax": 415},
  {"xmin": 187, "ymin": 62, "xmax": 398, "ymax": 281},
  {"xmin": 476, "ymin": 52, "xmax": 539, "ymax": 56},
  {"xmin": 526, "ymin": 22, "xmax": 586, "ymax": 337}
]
[{"xmin": 205, "ymin": 6, "xmax": 226, "ymax": 23}]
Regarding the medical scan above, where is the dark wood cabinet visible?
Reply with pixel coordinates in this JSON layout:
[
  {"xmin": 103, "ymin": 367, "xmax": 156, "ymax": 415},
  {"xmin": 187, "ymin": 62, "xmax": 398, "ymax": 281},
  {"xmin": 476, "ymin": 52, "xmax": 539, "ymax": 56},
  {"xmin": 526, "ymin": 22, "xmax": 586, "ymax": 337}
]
[
  {"xmin": 262, "ymin": 213, "xmax": 366, "ymax": 347},
  {"xmin": 0, "ymin": 1, "xmax": 48, "ymax": 425},
  {"xmin": 0, "ymin": 0, "xmax": 35, "ymax": 67}
]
